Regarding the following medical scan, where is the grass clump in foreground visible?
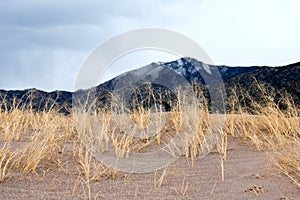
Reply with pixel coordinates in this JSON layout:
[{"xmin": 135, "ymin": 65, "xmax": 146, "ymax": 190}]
[
  {"xmin": 224, "ymin": 83, "xmax": 300, "ymax": 188},
  {"xmin": 0, "ymin": 94, "xmax": 116, "ymax": 199},
  {"xmin": 0, "ymin": 82, "xmax": 299, "ymax": 194}
]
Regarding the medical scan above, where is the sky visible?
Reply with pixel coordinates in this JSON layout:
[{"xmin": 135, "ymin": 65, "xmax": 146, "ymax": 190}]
[{"xmin": 0, "ymin": 0, "xmax": 300, "ymax": 92}]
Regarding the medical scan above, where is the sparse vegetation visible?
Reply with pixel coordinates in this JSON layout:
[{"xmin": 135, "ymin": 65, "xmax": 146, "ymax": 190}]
[
  {"xmin": 0, "ymin": 81, "xmax": 299, "ymax": 199},
  {"xmin": 224, "ymin": 83, "xmax": 300, "ymax": 188}
]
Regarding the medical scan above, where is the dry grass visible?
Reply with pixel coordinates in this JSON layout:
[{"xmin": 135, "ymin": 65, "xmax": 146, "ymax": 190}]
[
  {"xmin": 0, "ymin": 96, "xmax": 116, "ymax": 198},
  {"xmin": 224, "ymin": 85, "xmax": 300, "ymax": 188},
  {"xmin": 0, "ymin": 83, "xmax": 299, "ymax": 193}
]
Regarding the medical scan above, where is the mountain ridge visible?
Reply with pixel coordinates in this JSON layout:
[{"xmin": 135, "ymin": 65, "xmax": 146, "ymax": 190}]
[{"xmin": 1, "ymin": 57, "xmax": 299, "ymax": 113}]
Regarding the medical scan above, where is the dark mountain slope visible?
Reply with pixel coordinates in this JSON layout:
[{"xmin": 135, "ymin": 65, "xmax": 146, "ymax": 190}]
[
  {"xmin": 0, "ymin": 58, "xmax": 299, "ymax": 113},
  {"xmin": 225, "ymin": 62, "xmax": 300, "ymax": 106}
]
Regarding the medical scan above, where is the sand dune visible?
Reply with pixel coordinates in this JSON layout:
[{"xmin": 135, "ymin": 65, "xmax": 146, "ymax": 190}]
[{"xmin": 0, "ymin": 136, "xmax": 298, "ymax": 199}]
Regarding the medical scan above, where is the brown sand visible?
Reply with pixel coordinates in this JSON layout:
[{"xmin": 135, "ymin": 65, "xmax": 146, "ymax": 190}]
[{"xmin": 0, "ymin": 136, "xmax": 299, "ymax": 199}]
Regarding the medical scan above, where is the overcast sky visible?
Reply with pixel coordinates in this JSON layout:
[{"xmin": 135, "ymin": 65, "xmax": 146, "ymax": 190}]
[{"xmin": 1, "ymin": 0, "xmax": 300, "ymax": 92}]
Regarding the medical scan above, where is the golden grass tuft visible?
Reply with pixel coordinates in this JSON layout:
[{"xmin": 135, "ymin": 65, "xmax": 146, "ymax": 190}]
[{"xmin": 224, "ymin": 85, "xmax": 300, "ymax": 188}]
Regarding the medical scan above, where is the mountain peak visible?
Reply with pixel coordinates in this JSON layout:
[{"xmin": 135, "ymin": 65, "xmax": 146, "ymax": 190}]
[{"xmin": 1, "ymin": 57, "xmax": 299, "ymax": 114}]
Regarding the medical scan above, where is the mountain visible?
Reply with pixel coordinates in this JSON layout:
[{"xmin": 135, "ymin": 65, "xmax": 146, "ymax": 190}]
[
  {"xmin": 0, "ymin": 88, "xmax": 72, "ymax": 113},
  {"xmin": 94, "ymin": 57, "xmax": 258, "ymax": 90},
  {"xmin": 1, "ymin": 57, "xmax": 299, "ymax": 113},
  {"xmin": 225, "ymin": 61, "xmax": 300, "ymax": 97},
  {"xmin": 163, "ymin": 57, "xmax": 258, "ymax": 83}
]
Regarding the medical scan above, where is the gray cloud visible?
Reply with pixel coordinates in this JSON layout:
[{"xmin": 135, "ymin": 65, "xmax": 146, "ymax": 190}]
[
  {"xmin": 0, "ymin": 1, "xmax": 139, "ymax": 28},
  {"xmin": 0, "ymin": 0, "xmax": 300, "ymax": 91}
]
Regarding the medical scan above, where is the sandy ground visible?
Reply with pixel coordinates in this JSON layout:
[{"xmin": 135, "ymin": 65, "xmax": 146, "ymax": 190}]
[{"xmin": 0, "ymin": 136, "xmax": 299, "ymax": 200}]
